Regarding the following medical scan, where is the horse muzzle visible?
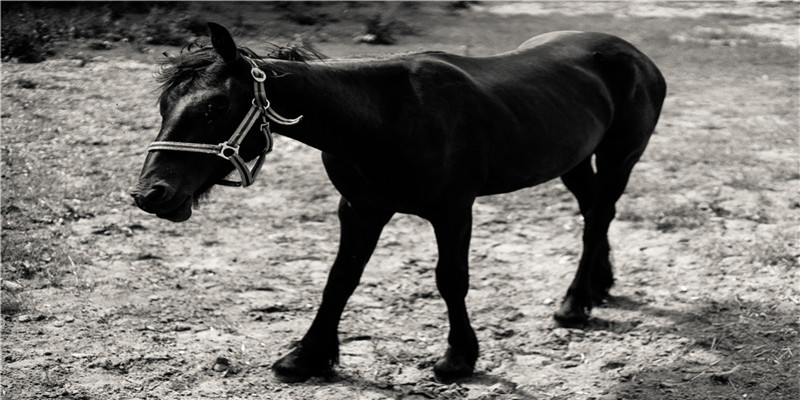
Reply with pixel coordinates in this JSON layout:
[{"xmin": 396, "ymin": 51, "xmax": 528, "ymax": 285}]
[{"xmin": 131, "ymin": 181, "xmax": 193, "ymax": 222}]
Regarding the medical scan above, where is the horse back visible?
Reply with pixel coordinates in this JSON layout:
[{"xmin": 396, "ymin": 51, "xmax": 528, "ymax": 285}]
[{"xmin": 402, "ymin": 31, "xmax": 666, "ymax": 196}]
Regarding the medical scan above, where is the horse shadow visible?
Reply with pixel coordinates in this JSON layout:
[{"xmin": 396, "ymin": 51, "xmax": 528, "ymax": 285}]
[{"xmin": 583, "ymin": 294, "xmax": 799, "ymax": 399}]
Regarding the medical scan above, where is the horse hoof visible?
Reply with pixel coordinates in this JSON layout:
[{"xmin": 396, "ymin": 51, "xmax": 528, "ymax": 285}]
[
  {"xmin": 553, "ymin": 297, "xmax": 589, "ymax": 327},
  {"xmin": 272, "ymin": 348, "xmax": 334, "ymax": 383},
  {"xmin": 433, "ymin": 352, "xmax": 475, "ymax": 382}
]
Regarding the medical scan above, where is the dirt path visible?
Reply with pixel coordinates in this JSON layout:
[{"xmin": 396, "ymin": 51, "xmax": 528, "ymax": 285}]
[{"xmin": 2, "ymin": 3, "xmax": 798, "ymax": 400}]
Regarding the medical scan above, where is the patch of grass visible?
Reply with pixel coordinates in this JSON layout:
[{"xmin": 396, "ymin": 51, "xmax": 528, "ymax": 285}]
[
  {"xmin": 140, "ymin": 7, "xmax": 191, "ymax": 46},
  {"xmin": 707, "ymin": 230, "xmax": 799, "ymax": 271},
  {"xmin": 0, "ymin": 9, "xmax": 57, "ymax": 63},
  {"xmin": 0, "ymin": 281, "xmax": 31, "ymax": 316},
  {"xmin": 1, "ymin": 225, "xmax": 79, "ymax": 287},
  {"xmin": 446, "ymin": 2, "xmax": 479, "ymax": 11},
  {"xmin": 179, "ymin": 13, "xmax": 210, "ymax": 36},
  {"xmin": 752, "ymin": 232, "xmax": 799, "ymax": 269},
  {"xmin": 278, "ymin": 2, "xmax": 337, "ymax": 27},
  {"xmin": 616, "ymin": 209, "xmax": 645, "ymax": 223},
  {"xmin": 1, "ymin": 2, "xmax": 208, "ymax": 62},
  {"xmin": 359, "ymin": 13, "xmax": 419, "ymax": 45},
  {"xmin": 725, "ymin": 170, "xmax": 769, "ymax": 191},
  {"xmin": 654, "ymin": 203, "xmax": 708, "ymax": 232}
]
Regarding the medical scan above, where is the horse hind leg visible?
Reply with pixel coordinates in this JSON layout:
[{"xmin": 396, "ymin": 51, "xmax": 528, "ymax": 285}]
[
  {"xmin": 555, "ymin": 156, "xmax": 611, "ymax": 325},
  {"xmin": 555, "ymin": 130, "xmax": 651, "ymax": 326},
  {"xmin": 554, "ymin": 53, "xmax": 663, "ymax": 326}
]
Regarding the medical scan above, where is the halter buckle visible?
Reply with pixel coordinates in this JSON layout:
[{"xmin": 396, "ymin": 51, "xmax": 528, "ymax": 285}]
[{"xmin": 217, "ymin": 142, "xmax": 239, "ymax": 160}]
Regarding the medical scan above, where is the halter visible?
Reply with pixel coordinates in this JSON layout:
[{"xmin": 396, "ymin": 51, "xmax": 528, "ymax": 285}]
[{"xmin": 147, "ymin": 57, "xmax": 302, "ymax": 187}]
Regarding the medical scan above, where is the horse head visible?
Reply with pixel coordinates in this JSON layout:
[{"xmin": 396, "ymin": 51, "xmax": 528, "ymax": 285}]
[{"xmin": 131, "ymin": 23, "xmax": 271, "ymax": 222}]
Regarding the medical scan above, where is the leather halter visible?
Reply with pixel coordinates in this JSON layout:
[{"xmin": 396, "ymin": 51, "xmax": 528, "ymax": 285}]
[{"xmin": 147, "ymin": 57, "xmax": 302, "ymax": 187}]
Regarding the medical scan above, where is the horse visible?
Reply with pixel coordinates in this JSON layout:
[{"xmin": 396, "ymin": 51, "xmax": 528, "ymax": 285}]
[{"xmin": 131, "ymin": 23, "xmax": 666, "ymax": 382}]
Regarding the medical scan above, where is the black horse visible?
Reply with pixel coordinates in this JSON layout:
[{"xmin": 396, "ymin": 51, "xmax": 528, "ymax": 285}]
[{"xmin": 132, "ymin": 23, "xmax": 666, "ymax": 381}]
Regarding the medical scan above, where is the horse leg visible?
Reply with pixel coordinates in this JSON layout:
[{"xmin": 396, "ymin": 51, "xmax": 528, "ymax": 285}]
[
  {"xmin": 554, "ymin": 150, "xmax": 642, "ymax": 326},
  {"xmin": 428, "ymin": 200, "xmax": 479, "ymax": 381},
  {"xmin": 560, "ymin": 156, "xmax": 596, "ymax": 217},
  {"xmin": 272, "ymin": 197, "xmax": 393, "ymax": 381},
  {"xmin": 555, "ymin": 59, "xmax": 662, "ymax": 325}
]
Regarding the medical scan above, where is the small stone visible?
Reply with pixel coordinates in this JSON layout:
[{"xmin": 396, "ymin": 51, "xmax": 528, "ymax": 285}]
[
  {"xmin": 1, "ymin": 280, "xmax": 23, "ymax": 293},
  {"xmin": 552, "ymin": 328, "xmax": 570, "ymax": 339},
  {"xmin": 488, "ymin": 382, "xmax": 516, "ymax": 394},
  {"xmin": 560, "ymin": 360, "xmax": 580, "ymax": 368},
  {"xmin": 53, "ymin": 320, "xmax": 65, "ymax": 327},
  {"xmin": 213, "ymin": 356, "xmax": 230, "ymax": 372},
  {"xmin": 173, "ymin": 323, "xmax": 191, "ymax": 332},
  {"xmin": 64, "ymin": 315, "xmax": 75, "ymax": 323},
  {"xmin": 543, "ymin": 298, "xmax": 555, "ymax": 305},
  {"xmin": 601, "ymin": 360, "xmax": 626, "ymax": 371},
  {"xmin": 619, "ymin": 366, "xmax": 638, "ymax": 380},
  {"xmin": 17, "ymin": 315, "xmax": 31, "ymax": 322}
]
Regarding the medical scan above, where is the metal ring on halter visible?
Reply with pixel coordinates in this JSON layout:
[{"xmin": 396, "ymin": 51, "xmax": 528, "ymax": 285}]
[
  {"xmin": 252, "ymin": 97, "xmax": 270, "ymax": 111},
  {"xmin": 217, "ymin": 143, "xmax": 239, "ymax": 160},
  {"xmin": 251, "ymin": 67, "xmax": 267, "ymax": 82}
]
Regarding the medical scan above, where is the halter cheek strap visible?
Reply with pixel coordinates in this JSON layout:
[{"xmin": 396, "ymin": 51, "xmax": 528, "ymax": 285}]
[{"xmin": 147, "ymin": 57, "xmax": 302, "ymax": 188}]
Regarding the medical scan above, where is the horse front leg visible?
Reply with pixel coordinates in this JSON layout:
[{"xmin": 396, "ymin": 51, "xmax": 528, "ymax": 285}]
[
  {"xmin": 272, "ymin": 197, "xmax": 393, "ymax": 381},
  {"xmin": 428, "ymin": 201, "xmax": 479, "ymax": 381}
]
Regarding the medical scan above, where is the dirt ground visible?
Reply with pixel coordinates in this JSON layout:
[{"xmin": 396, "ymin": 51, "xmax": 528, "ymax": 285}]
[{"xmin": 2, "ymin": 2, "xmax": 798, "ymax": 400}]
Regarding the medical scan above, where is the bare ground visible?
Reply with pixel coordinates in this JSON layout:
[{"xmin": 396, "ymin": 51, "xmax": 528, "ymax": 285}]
[{"xmin": 2, "ymin": 3, "xmax": 798, "ymax": 400}]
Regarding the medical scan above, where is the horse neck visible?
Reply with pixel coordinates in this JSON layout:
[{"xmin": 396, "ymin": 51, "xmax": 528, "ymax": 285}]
[{"xmin": 258, "ymin": 59, "xmax": 401, "ymax": 157}]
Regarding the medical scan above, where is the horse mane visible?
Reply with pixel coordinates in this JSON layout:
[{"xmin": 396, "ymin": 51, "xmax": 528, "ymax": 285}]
[{"xmin": 156, "ymin": 40, "xmax": 325, "ymax": 103}]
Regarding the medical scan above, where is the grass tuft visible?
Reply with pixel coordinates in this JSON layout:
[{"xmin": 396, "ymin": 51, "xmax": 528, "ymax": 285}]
[{"xmin": 655, "ymin": 203, "xmax": 708, "ymax": 232}]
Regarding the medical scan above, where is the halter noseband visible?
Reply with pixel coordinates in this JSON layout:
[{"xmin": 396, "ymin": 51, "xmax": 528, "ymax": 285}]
[{"xmin": 147, "ymin": 57, "xmax": 302, "ymax": 187}]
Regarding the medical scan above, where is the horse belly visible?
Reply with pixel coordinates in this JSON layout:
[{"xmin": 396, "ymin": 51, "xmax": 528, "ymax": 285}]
[
  {"xmin": 321, "ymin": 152, "xmax": 446, "ymax": 215},
  {"xmin": 477, "ymin": 111, "xmax": 606, "ymax": 196}
]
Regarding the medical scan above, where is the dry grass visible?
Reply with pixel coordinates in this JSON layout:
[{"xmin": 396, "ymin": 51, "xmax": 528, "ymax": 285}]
[{"xmin": 1, "ymin": 3, "xmax": 798, "ymax": 400}]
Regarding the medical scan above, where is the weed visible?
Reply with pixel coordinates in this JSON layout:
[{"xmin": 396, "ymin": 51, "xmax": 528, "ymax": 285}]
[
  {"xmin": 655, "ymin": 203, "xmax": 708, "ymax": 232},
  {"xmin": 70, "ymin": 7, "xmax": 114, "ymax": 40},
  {"xmin": 0, "ymin": 10, "xmax": 56, "ymax": 63},
  {"xmin": 14, "ymin": 79, "xmax": 37, "ymax": 89},
  {"xmin": 749, "ymin": 230, "xmax": 799, "ymax": 269},
  {"xmin": 447, "ymin": 2, "xmax": 479, "ymax": 11},
  {"xmin": 178, "ymin": 13, "xmax": 209, "ymax": 37},
  {"xmin": 1, "ymin": 289, "xmax": 31, "ymax": 316},
  {"xmin": 281, "ymin": 2, "xmax": 333, "ymax": 26},
  {"xmin": 360, "ymin": 14, "xmax": 419, "ymax": 45},
  {"xmin": 616, "ymin": 209, "xmax": 645, "ymax": 223},
  {"xmin": 726, "ymin": 170, "xmax": 768, "ymax": 191},
  {"xmin": 87, "ymin": 40, "xmax": 114, "ymax": 51},
  {"xmin": 140, "ymin": 7, "xmax": 189, "ymax": 46}
]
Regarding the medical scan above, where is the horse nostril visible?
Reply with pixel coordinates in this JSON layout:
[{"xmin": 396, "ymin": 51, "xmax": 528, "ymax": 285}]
[{"xmin": 142, "ymin": 183, "xmax": 173, "ymax": 205}]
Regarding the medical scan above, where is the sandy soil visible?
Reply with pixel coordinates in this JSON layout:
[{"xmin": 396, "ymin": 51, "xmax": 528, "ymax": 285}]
[{"xmin": 2, "ymin": 3, "xmax": 798, "ymax": 400}]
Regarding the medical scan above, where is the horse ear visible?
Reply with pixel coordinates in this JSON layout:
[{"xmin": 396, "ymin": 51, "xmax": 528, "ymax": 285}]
[{"xmin": 207, "ymin": 22, "xmax": 239, "ymax": 63}]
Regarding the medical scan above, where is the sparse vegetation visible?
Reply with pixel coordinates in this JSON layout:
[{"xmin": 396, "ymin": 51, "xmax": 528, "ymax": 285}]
[
  {"xmin": 1, "ymin": 2, "xmax": 798, "ymax": 400},
  {"xmin": 0, "ymin": 2, "xmax": 208, "ymax": 61},
  {"xmin": 655, "ymin": 203, "xmax": 708, "ymax": 232},
  {"xmin": 359, "ymin": 13, "xmax": 419, "ymax": 45},
  {"xmin": 0, "ymin": 9, "xmax": 57, "ymax": 62}
]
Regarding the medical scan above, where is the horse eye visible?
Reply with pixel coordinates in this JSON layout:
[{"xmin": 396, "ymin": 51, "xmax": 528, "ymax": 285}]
[{"xmin": 207, "ymin": 101, "xmax": 229, "ymax": 113}]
